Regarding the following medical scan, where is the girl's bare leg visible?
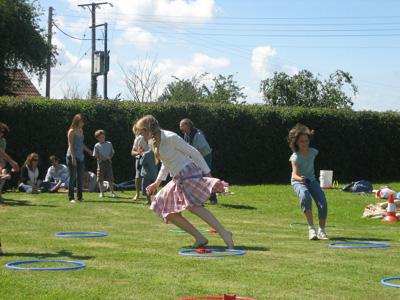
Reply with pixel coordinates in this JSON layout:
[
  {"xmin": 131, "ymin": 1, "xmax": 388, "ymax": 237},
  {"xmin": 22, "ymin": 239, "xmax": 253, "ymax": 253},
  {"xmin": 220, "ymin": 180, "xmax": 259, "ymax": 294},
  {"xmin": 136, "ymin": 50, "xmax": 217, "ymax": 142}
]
[
  {"xmin": 166, "ymin": 212, "xmax": 208, "ymax": 248},
  {"xmin": 188, "ymin": 206, "xmax": 234, "ymax": 249}
]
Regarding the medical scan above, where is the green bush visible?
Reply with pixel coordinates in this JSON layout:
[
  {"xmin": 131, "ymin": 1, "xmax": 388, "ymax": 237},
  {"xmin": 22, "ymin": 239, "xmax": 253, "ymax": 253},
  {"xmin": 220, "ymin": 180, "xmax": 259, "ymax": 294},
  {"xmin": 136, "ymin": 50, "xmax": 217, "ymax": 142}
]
[{"xmin": 1, "ymin": 97, "xmax": 399, "ymax": 185}]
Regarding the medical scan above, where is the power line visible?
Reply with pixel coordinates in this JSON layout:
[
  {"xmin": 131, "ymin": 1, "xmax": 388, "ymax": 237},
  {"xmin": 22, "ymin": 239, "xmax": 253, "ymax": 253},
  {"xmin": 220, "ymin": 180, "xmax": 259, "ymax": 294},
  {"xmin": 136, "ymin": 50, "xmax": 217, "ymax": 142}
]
[
  {"xmin": 88, "ymin": 27, "xmax": 400, "ymax": 38},
  {"xmin": 59, "ymin": 22, "xmax": 400, "ymax": 33},
  {"xmin": 56, "ymin": 14, "xmax": 400, "ymax": 27},
  {"xmin": 52, "ymin": 21, "xmax": 93, "ymax": 41},
  {"xmin": 52, "ymin": 47, "xmax": 91, "ymax": 89},
  {"xmin": 57, "ymin": 12, "xmax": 400, "ymax": 20}
]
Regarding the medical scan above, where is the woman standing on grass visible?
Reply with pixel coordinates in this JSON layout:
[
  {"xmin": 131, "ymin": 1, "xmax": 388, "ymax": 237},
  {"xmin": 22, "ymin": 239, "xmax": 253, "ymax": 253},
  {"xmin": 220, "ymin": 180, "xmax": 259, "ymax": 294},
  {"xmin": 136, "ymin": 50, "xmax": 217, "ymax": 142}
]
[
  {"xmin": 288, "ymin": 124, "xmax": 328, "ymax": 240},
  {"xmin": 135, "ymin": 115, "xmax": 233, "ymax": 249},
  {"xmin": 0, "ymin": 123, "xmax": 13, "ymax": 201},
  {"xmin": 66, "ymin": 113, "xmax": 92, "ymax": 203},
  {"xmin": 0, "ymin": 128, "xmax": 19, "ymax": 255}
]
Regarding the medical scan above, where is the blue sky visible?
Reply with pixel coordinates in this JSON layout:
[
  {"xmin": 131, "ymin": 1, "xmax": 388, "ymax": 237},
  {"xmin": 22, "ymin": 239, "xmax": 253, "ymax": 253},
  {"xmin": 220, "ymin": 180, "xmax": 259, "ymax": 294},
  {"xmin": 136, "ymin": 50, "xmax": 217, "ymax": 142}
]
[{"xmin": 34, "ymin": 0, "xmax": 400, "ymax": 111}]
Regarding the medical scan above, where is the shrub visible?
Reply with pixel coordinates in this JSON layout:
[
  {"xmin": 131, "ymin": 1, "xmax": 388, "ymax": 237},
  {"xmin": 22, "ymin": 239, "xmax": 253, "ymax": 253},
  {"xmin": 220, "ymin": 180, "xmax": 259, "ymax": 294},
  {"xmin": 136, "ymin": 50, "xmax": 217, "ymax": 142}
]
[{"xmin": 1, "ymin": 97, "xmax": 399, "ymax": 185}]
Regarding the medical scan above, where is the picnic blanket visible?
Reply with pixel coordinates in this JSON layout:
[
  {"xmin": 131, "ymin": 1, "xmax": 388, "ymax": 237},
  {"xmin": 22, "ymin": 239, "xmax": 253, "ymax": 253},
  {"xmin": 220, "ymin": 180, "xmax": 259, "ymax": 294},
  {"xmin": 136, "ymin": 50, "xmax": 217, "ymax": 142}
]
[{"xmin": 363, "ymin": 199, "xmax": 400, "ymax": 219}]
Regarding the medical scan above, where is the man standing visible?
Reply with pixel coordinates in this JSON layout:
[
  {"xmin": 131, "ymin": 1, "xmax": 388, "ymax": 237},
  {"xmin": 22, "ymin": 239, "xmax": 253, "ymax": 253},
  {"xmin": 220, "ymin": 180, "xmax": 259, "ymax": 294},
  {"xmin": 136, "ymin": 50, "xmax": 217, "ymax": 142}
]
[{"xmin": 179, "ymin": 118, "xmax": 217, "ymax": 204}]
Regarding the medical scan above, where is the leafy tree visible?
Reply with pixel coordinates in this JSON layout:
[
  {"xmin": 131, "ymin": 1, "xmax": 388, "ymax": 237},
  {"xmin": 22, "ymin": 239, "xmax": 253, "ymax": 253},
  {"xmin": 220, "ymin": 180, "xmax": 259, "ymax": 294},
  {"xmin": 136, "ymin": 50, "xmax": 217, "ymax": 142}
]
[
  {"xmin": 159, "ymin": 73, "xmax": 247, "ymax": 104},
  {"xmin": 158, "ymin": 74, "xmax": 205, "ymax": 103},
  {"xmin": 203, "ymin": 74, "xmax": 246, "ymax": 104},
  {"xmin": 0, "ymin": 0, "xmax": 56, "ymax": 95},
  {"xmin": 260, "ymin": 69, "xmax": 357, "ymax": 109}
]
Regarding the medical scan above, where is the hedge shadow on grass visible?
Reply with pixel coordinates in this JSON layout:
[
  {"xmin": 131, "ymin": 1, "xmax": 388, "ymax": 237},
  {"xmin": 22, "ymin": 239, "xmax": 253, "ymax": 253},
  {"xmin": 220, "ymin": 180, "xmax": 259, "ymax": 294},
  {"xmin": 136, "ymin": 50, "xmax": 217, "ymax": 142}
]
[
  {"xmin": 181, "ymin": 245, "xmax": 269, "ymax": 252},
  {"xmin": 219, "ymin": 204, "xmax": 257, "ymax": 210},
  {"xmin": 83, "ymin": 199, "xmax": 143, "ymax": 204},
  {"xmin": 0, "ymin": 198, "xmax": 57, "ymax": 207},
  {"xmin": 1, "ymin": 249, "xmax": 94, "ymax": 260},
  {"xmin": 330, "ymin": 236, "xmax": 391, "ymax": 242}
]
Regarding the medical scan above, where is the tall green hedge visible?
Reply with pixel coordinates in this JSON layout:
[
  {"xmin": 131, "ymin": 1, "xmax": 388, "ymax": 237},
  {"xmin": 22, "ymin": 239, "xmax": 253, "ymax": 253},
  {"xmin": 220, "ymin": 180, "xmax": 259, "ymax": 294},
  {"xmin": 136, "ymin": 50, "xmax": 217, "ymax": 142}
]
[{"xmin": 1, "ymin": 97, "xmax": 399, "ymax": 184}]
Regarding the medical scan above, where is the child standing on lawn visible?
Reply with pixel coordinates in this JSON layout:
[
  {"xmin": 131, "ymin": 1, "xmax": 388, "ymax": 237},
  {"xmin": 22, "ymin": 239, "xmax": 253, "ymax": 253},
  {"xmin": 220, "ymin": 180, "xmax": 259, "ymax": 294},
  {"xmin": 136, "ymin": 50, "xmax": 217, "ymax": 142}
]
[
  {"xmin": 93, "ymin": 130, "xmax": 116, "ymax": 198},
  {"xmin": 139, "ymin": 148, "xmax": 158, "ymax": 205},
  {"xmin": 131, "ymin": 126, "xmax": 150, "ymax": 201},
  {"xmin": 0, "ymin": 124, "xmax": 19, "ymax": 255},
  {"xmin": 135, "ymin": 115, "xmax": 234, "ymax": 249},
  {"xmin": 288, "ymin": 124, "xmax": 328, "ymax": 240},
  {"xmin": 0, "ymin": 123, "xmax": 12, "ymax": 201}
]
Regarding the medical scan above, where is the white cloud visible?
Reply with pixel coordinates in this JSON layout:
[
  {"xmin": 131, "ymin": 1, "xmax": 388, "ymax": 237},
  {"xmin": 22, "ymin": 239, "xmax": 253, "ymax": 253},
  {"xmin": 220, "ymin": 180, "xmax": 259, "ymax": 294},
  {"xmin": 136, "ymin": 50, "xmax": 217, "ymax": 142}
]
[
  {"xmin": 192, "ymin": 53, "xmax": 230, "ymax": 69},
  {"xmin": 251, "ymin": 46, "xmax": 277, "ymax": 78},
  {"xmin": 155, "ymin": 0, "xmax": 216, "ymax": 21},
  {"xmin": 118, "ymin": 53, "xmax": 230, "ymax": 99},
  {"xmin": 33, "ymin": 44, "xmax": 92, "ymax": 98},
  {"xmin": 66, "ymin": 0, "xmax": 217, "ymax": 50},
  {"xmin": 243, "ymin": 85, "xmax": 262, "ymax": 104},
  {"xmin": 155, "ymin": 52, "xmax": 230, "ymax": 81},
  {"xmin": 251, "ymin": 45, "xmax": 299, "ymax": 79},
  {"xmin": 115, "ymin": 27, "xmax": 158, "ymax": 50}
]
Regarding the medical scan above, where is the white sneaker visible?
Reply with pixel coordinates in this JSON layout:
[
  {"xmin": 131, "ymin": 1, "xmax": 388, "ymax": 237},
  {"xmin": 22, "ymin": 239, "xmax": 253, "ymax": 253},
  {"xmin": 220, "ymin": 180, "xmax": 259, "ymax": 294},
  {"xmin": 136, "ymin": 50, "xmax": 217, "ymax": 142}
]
[
  {"xmin": 110, "ymin": 193, "xmax": 116, "ymax": 198},
  {"xmin": 70, "ymin": 200, "xmax": 75, "ymax": 203},
  {"xmin": 308, "ymin": 227, "xmax": 318, "ymax": 240},
  {"xmin": 318, "ymin": 228, "xmax": 329, "ymax": 240},
  {"xmin": 99, "ymin": 193, "xmax": 104, "ymax": 198}
]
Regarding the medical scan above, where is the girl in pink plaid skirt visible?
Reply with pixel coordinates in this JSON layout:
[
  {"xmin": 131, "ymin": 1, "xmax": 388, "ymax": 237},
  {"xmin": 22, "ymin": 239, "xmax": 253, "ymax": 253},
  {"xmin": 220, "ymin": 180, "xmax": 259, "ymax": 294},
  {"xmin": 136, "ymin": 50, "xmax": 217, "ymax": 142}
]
[{"xmin": 134, "ymin": 115, "xmax": 234, "ymax": 249}]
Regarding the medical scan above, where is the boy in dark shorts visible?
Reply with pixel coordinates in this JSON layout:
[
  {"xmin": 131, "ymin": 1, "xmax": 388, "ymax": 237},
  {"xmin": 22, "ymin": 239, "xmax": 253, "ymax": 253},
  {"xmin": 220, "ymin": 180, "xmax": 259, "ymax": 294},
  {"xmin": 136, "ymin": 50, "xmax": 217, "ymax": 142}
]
[{"xmin": 93, "ymin": 130, "xmax": 116, "ymax": 198}]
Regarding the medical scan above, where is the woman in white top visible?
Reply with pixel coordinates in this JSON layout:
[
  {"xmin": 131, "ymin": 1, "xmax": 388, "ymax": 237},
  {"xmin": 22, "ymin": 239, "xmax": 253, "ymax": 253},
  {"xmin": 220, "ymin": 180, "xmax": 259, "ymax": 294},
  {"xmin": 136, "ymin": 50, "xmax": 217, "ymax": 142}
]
[{"xmin": 135, "ymin": 115, "xmax": 233, "ymax": 249}]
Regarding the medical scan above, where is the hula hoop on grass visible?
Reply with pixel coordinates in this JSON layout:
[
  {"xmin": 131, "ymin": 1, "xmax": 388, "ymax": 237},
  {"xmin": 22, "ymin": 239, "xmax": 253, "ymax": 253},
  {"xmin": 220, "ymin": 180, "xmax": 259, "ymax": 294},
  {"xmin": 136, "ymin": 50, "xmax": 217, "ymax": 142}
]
[
  {"xmin": 329, "ymin": 241, "xmax": 390, "ymax": 249},
  {"xmin": 180, "ymin": 296, "xmax": 256, "ymax": 300},
  {"xmin": 381, "ymin": 277, "xmax": 400, "ymax": 288},
  {"xmin": 55, "ymin": 232, "xmax": 108, "ymax": 238},
  {"xmin": 5, "ymin": 259, "xmax": 85, "ymax": 271},
  {"xmin": 179, "ymin": 248, "xmax": 246, "ymax": 258}
]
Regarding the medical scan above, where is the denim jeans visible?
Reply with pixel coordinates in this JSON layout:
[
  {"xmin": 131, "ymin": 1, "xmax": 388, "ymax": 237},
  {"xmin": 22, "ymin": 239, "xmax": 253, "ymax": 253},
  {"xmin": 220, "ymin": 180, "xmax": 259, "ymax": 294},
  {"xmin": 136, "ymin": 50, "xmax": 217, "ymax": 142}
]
[
  {"xmin": 67, "ymin": 158, "xmax": 84, "ymax": 200},
  {"xmin": 292, "ymin": 180, "xmax": 328, "ymax": 219},
  {"xmin": 204, "ymin": 153, "xmax": 217, "ymax": 204}
]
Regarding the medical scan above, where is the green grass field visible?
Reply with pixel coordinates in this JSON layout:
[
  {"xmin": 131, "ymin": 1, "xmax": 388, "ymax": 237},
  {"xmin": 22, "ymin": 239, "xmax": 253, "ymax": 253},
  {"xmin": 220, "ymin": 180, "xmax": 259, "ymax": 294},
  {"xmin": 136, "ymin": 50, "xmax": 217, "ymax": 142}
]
[{"xmin": 1, "ymin": 183, "xmax": 400, "ymax": 300}]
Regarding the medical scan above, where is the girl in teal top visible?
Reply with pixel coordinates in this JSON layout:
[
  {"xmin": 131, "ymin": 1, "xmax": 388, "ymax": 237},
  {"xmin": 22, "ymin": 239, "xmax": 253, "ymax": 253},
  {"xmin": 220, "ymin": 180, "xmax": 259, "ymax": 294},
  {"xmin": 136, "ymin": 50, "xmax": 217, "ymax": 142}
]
[{"xmin": 288, "ymin": 124, "xmax": 328, "ymax": 241}]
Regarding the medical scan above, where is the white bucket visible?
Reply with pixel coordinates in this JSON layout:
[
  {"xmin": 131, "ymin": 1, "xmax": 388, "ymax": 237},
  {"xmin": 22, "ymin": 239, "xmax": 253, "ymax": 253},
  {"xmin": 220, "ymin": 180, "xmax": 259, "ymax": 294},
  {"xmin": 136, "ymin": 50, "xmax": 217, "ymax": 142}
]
[{"xmin": 319, "ymin": 170, "xmax": 333, "ymax": 189}]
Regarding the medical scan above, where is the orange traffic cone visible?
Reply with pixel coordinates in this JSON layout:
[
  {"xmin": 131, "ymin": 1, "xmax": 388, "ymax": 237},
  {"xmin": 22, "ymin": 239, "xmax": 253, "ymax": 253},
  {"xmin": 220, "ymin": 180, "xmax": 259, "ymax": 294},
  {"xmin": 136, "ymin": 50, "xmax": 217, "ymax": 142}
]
[{"xmin": 383, "ymin": 194, "xmax": 398, "ymax": 222}]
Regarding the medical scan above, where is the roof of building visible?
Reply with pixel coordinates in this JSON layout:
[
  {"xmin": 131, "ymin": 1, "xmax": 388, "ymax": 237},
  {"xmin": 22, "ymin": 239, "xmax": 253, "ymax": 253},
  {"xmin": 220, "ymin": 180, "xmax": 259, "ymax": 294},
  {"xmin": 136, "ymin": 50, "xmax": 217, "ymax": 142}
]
[{"xmin": 5, "ymin": 69, "xmax": 41, "ymax": 97}]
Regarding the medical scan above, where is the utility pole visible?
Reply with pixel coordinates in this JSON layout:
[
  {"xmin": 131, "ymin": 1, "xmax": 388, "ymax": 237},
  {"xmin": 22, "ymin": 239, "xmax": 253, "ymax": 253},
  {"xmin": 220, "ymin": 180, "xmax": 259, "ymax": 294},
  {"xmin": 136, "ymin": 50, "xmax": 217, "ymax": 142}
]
[
  {"xmin": 91, "ymin": 22, "xmax": 109, "ymax": 100},
  {"xmin": 45, "ymin": 6, "xmax": 53, "ymax": 98},
  {"xmin": 104, "ymin": 22, "xmax": 108, "ymax": 99},
  {"xmin": 78, "ymin": 2, "xmax": 111, "ymax": 99}
]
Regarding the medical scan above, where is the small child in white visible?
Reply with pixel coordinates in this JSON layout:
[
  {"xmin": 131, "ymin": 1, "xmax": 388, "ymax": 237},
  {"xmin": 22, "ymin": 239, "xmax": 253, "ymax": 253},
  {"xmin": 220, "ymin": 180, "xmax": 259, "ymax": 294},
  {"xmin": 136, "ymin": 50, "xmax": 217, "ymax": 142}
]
[{"xmin": 93, "ymin": 130, "xmax": 116, "ymax": 198}]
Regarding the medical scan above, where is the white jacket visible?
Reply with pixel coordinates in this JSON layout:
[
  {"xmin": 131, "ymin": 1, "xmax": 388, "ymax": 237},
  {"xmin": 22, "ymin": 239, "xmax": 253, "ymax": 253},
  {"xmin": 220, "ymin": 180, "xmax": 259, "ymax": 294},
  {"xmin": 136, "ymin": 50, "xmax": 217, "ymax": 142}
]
[{"xmin": 157, "ymin": 130, "xmax": 210, "ymax": 181}]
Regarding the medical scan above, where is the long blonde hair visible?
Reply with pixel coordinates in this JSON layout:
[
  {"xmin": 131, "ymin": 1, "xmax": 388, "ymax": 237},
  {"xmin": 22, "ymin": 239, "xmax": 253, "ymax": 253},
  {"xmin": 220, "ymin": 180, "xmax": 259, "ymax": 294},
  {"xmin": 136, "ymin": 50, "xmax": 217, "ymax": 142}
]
[
  {"xmin": 134, "ymin": 115, "xmax": 161, "ymax": 161},
  {"xmin": 24, "ymin": 153, "xmax": 39, "ymax": 169}
]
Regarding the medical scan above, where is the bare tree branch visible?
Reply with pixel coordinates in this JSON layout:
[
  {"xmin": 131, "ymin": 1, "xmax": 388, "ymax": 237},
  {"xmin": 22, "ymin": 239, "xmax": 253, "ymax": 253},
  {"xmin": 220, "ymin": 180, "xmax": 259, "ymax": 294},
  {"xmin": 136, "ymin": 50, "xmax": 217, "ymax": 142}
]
[{"xmin": 120, "ymin": 57, "xmax": 160, "ymax": 102}]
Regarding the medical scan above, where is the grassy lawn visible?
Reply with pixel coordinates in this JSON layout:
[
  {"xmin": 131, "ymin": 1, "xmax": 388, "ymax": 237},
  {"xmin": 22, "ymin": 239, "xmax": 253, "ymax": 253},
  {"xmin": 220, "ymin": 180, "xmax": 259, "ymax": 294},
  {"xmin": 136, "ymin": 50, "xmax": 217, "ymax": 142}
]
[{"xmin": 1, "ymin": 183, "xmax": 400, "ymax": 299}]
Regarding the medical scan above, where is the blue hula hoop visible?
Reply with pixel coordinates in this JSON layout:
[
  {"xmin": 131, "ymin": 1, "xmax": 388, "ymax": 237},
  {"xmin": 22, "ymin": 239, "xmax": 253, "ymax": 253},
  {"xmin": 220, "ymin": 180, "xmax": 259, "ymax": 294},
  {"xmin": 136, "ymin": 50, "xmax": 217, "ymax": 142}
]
[
  {"xmin": 55, "ymin": 231, "xmax": 108, "ymax": 238},
  {"xmin": 179, "ymin": 249, "xmax": 246, "ymax": 257},
  {"xmin": 381, "ymin": 277, "xmax": 400, "ymax": 288},
  {"xmin": 329, "ymin": 241, "xmax": 390, "ymax": 249},
  {"xmin": 5, "ymin": 259, "xmax": 86, "ymax": 271}
]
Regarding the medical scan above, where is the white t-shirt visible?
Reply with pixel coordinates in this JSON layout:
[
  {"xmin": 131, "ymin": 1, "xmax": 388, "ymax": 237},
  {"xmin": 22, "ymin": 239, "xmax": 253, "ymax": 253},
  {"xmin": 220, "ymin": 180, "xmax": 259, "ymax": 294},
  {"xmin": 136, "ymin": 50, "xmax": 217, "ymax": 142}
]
[
  {"xmin": 156, "ymin": 130, "xmax": 210, "ymax": 181},
  {"xmin": 132, "ymin": 135, "xmax": 149, "ymax": 157}
]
